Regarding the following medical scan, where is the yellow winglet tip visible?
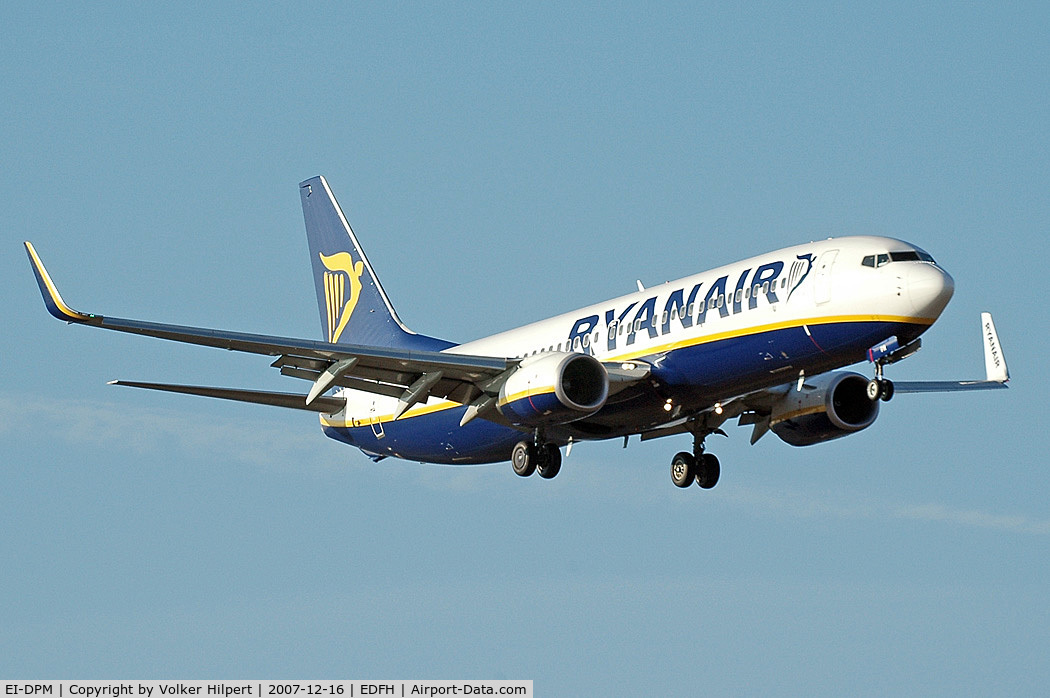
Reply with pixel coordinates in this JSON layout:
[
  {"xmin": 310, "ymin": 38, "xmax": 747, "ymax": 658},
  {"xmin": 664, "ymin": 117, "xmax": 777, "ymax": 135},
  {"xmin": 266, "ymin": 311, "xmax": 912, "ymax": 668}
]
[{"xmin": 24, "ymin": 241, "xmax": 91, "ymax": 322}]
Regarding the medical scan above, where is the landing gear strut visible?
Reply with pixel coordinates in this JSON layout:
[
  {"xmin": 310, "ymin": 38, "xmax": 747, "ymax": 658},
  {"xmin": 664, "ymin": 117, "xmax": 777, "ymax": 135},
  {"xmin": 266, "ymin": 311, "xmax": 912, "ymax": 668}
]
[
  {"xmin": 511, "ymin": 431, "xmax": 562, "ymax": 480},
  {"xmin": 669, "ymin": 431, "xmax": 721, "ymax": 490}
]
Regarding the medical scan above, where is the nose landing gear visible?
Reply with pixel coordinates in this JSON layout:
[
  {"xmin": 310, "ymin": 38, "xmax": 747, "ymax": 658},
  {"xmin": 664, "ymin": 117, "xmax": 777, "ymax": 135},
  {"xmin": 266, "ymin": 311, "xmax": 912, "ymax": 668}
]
[
  {"xmin": 866, "ymin": 335, "xmax": 922, "ymax": 402},
  {"xmin": 867, "ymin": 376, "xmax": 895, "ymax": 402},
  {"xmin": 867, "ymin": 359, "xmax": 896, "ymax": 402}
]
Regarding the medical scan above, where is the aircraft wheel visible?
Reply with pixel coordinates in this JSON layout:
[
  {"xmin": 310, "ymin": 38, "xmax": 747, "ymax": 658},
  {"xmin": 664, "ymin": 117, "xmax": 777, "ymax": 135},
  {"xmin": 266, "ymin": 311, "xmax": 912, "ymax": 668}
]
[
  {"xmin": 537, "ymin": 444, "xmax": 562, "ymax": 479},
  {"xmin": 511, "ymin": 440, "xmax": 537, "ymax": 477},
  {"xmin": 695, "ymin": 453, "xmax": 720, "ymax": 489},
  {"xmin": 866, "ymin": 379, "xmax": 881, "ymax": 401},
  {"xmin": 671, "ymin": 452, "xmax": 696, "ymax": 488},
  {"xmin": 879, "ymin": 379, "xmax": 895, "ymax": 402},
  {"xmin": 867, "ymin": 378, "xmax": 894, "ymax": 402}
]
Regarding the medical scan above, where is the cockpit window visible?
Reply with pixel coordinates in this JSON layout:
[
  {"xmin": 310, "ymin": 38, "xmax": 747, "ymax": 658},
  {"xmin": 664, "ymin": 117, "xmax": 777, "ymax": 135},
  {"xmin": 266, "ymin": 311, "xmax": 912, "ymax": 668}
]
[
  {"xmin": 890, "ymin": 250, "xmax": 936, "ymax": 263},
  {"xmin": 862, "ymin": 250, "xmax": 935, "ymax": 267}
]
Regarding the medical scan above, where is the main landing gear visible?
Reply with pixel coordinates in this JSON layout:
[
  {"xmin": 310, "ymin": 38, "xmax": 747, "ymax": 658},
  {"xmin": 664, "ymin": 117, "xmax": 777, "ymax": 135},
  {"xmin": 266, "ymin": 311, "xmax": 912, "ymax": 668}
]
[
  {"xmin": 670, "ymin": 431, "xmax": 721, "ymax": 490},
  {"xmin": 511, "ymin": 434, "xmax": 562, "ymax": 480}
]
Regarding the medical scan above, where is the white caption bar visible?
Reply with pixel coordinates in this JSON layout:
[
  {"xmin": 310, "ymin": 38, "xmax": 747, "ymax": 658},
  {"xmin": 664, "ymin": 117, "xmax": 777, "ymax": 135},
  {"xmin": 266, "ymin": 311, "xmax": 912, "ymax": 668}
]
[{"xmin": 1, "ymin": 682, "xmax": 532, "ymax": 698}]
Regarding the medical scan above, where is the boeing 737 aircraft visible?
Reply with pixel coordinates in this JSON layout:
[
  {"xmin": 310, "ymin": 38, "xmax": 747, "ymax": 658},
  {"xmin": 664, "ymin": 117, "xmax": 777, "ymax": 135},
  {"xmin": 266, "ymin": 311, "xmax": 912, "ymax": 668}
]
[{"xmin": 25, "ymin": 176, "xmax": 1010, "ymax": 489}]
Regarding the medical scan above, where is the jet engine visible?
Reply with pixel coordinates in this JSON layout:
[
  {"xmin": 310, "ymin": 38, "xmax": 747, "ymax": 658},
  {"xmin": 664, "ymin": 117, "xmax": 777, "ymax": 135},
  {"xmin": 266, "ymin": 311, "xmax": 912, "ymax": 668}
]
[
  {"xmin": 498, "ymin": 352, "xmax": 609, "ymax": 427},
  {"xmin": 770, "ymin": 371, "xmax": 879, "ymax": 446}
]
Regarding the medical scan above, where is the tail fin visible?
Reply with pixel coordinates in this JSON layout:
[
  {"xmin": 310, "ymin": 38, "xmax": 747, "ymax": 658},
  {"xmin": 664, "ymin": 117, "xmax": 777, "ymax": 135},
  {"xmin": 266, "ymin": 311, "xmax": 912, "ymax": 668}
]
[{"xmin": 300, "ymin": 176, "xmax": 451, "ymax": 351}]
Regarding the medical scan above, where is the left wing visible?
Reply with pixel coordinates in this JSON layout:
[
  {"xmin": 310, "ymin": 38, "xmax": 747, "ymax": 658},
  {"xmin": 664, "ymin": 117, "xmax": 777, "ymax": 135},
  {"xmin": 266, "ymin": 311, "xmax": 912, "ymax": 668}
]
[
  {"xmin": 892, "ymin": 312, "xmax": 1009, "ymax": 393},
  {"xmin": 639, "ymin": 312, "xmax": 1010, "ymax": 447},
  {"xmin": 25, "ymin": 241, "xmax": 514, "ymax": 415}
]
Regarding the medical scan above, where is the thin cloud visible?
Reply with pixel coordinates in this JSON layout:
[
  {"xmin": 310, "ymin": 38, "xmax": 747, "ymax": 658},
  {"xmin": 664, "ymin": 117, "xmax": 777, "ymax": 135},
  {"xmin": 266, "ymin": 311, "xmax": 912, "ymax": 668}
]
[
  {"xmin": 723, "ymin": 483, "xmax": 1050, "ymax": 536},
  {"xmin": 6, "ymin": 391, "xmax": 1045, "ymax": 534},
  {"xmin": 893, "ymin": 502, "xmax": 1050, "ymax": 536},
  {"xmin": 0, "ymin": 392, "xmax": 339, "ymax": 470}
]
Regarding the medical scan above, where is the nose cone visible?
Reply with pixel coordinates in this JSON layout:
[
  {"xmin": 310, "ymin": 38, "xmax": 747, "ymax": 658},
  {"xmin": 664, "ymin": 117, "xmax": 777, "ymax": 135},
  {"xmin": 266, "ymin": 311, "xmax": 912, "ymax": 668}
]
[{"xmin": 907, "ymin": 263, "xmax": 954, "ymax": 318}]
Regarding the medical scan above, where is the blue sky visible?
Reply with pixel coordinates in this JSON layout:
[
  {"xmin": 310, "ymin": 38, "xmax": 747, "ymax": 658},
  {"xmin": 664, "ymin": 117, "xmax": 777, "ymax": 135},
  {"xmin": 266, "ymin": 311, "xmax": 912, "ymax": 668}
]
[{"xmin": 2, "ymin": 2, "xmax": 1048, "ymax": 694}]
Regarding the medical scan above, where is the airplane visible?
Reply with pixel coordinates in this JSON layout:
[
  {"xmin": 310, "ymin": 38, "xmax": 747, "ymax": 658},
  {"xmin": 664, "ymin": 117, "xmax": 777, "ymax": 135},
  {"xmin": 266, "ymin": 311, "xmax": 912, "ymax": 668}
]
[{"xmin": 25, "ymin": 175, "xmax": 1010, "ymax": 489}]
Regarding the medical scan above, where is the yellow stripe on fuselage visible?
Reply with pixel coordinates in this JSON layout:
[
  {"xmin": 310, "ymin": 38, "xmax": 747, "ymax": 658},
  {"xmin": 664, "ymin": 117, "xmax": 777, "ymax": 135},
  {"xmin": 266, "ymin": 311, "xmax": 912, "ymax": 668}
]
[
  {"xmin": 602, "ymin": 313, "xmax": 934, "ymax": 365},
  {"xmin": 321, "ymin": 313, "xmax": 933, "ymax": 429},
  {"xmin": 321, "ymin": 397, "xmax": 460, "ymax": 428}
]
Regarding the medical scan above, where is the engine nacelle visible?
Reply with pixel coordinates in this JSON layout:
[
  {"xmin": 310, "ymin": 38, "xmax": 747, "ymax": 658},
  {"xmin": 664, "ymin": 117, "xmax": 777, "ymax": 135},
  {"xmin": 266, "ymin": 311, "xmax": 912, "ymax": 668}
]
[
  {"xmin": 770, "ymin": 371, "xmax": 879, "ymax": 447},
  {"xmin": 498, "ymin": 352, "xmax": 609, "ymax": 427}
]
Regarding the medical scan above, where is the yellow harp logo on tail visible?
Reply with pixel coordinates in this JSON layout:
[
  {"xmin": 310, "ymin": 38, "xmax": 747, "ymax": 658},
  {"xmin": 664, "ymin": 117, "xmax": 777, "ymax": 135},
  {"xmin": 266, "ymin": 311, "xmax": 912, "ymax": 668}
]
[{"xmin": 319, "ymin": 252, "xmax": 365, "ymax": 344}]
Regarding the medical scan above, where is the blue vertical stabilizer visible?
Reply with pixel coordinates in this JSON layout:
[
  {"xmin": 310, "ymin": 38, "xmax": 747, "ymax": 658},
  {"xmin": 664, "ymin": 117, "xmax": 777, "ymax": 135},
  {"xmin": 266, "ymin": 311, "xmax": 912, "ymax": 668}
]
[{"xmin": 300, "ymin": 176, "xmax": 452, "ymax": 351}]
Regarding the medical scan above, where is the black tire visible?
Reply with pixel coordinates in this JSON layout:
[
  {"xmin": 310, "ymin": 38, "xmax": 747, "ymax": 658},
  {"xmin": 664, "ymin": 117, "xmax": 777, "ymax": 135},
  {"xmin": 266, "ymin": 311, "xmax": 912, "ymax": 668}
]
[
  {"xmin": 671, "ymin": 452, "xmax": 695, "ymax": 488},
  {"xmin": 866, "ymin": 378, "xmax": 881, "ymax": 401},
  {"xmin": 696, "ymin": 453, "xmax": 720, "ymax": 489},
  {"xmin": 537, "ymin": 444, "xmax": 562, "ymax": 479},
  {"xmin": 880, "ymin": 379, "xmax": 895, "ymax": 402},
  {"xmin": 511, "ymin": 441, "xmax": 536, "ymax": 477}
]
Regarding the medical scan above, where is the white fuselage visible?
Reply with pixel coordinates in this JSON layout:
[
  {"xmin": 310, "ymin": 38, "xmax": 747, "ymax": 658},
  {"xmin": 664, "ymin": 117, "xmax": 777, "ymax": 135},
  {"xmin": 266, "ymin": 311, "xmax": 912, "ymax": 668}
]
[{"xmin": 322, "ymin": 235, "xmax": 954, "ymax": 457}]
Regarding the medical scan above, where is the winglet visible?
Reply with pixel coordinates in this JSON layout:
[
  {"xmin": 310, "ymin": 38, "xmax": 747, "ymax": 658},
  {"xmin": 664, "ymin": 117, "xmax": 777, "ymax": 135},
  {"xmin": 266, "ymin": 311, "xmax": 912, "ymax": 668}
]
[
  {"xmin": 981, "ymin": 312, "xmax": 1009, "ymax": 383},
  {"xmin": 24, "ymin": 242, "xmax": 92, "ymax": 323}
]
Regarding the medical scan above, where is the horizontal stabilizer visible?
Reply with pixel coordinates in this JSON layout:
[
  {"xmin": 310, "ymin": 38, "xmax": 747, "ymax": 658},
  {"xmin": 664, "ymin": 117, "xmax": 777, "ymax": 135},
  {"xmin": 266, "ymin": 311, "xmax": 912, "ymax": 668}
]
[{"xmin": 109, "ymin": 381, "xmax": 346, "ymax": 413}]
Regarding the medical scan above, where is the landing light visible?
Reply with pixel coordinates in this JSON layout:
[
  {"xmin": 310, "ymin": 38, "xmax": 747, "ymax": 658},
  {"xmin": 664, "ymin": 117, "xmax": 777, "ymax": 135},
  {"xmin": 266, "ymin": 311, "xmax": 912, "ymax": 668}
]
[
  {"xmin": 714, "ymin": 402, "xmax": 724, "ymax": 415},
  {"xmin": 663, "ymin": 399, "xmax": 673, "ymax": 412}
]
